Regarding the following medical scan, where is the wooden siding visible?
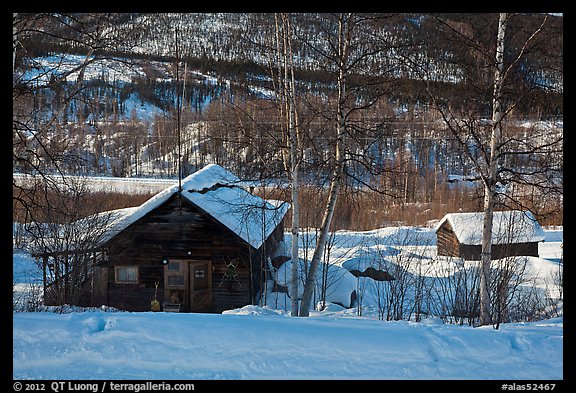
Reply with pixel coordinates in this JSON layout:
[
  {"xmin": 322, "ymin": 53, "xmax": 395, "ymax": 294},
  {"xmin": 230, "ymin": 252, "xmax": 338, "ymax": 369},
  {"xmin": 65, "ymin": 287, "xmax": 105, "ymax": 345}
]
[
  {"xmin": 459, "ymin": 242, "xmax": 539, "ymax": 261},
  {"xmin": 436, "ymin": 220, "xmax": 540, "ymax": 261},
  {"xmin": 436, "ymin": 221, "xmax": 460, "ymax": 258}
]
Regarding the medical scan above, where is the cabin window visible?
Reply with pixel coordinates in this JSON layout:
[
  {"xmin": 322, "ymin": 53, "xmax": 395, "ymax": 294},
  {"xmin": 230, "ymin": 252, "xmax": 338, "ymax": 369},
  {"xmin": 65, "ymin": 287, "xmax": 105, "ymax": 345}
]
[
  {"xmin": 167, "ymin": 261, "xmax": 181, "ymax": 271},
  {"xmin": 115, "ymin": 266, "xmax": 138, "ymax": 284},
  {"xmin": 165, "ymin": 260, "xmax": 185, "ymax": 289},
  {"xmin": 167, "ymin": 275, "xmax": 185, "ymax": 287}
]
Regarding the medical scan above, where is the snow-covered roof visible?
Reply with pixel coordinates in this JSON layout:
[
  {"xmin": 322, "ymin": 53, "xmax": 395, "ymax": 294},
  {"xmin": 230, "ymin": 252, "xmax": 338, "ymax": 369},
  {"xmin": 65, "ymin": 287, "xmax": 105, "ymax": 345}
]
[
  {"xmin": 435, "ymin": 210, "xmax": 545, "ymax": 245},
  {"xmin": 99, "ymin": 164, "xmax": 289, "ymax": 249}
]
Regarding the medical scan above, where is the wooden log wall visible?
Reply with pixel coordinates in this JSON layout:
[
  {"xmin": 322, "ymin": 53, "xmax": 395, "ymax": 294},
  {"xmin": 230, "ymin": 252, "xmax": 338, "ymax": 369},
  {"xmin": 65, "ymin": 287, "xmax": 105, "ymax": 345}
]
[
  {"xmin": 460, "ymin": 242, "xmax": 539, "ymax": 261},
  {"xmin": 436, "ymin": 222, "xmax": 460, "ymax": 258}
]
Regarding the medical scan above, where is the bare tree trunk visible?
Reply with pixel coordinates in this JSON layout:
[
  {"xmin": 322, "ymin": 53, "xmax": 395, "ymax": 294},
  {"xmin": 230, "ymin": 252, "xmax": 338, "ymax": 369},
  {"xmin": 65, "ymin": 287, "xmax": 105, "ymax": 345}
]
[
  {"xmin": 13, "ymin": 13, "xmax": 18, "ymax": 73},
  {"xmin": 299, "ymin": 13, "xmax": 350, "ymax": 317},
  {"xmin": 298, "ymin": 162, "xmax": 343, "ymax": 316},
  {"xmin": 285, "ymin": 14, "xmax": 301, "ymax": 318},
  {"xmin": 479, "ymin": 12, "xmax": 507, "ymax": 327},
  {"xmin": 274, "ymin": 13, "xmax": 301, "ymax": 316}
]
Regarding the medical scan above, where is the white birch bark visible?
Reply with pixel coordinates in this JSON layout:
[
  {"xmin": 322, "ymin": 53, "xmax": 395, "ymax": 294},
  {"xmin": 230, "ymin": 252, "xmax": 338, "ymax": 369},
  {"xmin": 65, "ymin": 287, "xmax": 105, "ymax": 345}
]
[
  {"xmin": 299, "ymin": 13, "xmax": 351, "ymax": 317},
  {"xmin": 13, "ymin": 13, "xmax": 18, "ymax": 73},
  {"xmin": 285, "ymin": 15, "xmax": 301, "ymax": 318},
  {"xmin": 274, "ymin": 14, "xmax": 301, "ymax": 316},
  {"xmin": 479, "ymin": 12, "xmax": 508, "ymax": 326}
]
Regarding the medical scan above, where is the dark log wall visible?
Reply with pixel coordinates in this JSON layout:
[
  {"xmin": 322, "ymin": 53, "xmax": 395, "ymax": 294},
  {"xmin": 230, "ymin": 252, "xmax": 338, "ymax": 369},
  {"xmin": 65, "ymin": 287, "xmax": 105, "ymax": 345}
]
[
  {"xmin": 436, "ymin": 222, "xmax": 460, "ymax": 258},
  {"xmin": 91, "ymin": 266, "xmax": 109, "ymax": 307},
  {"xmin": 210, "ymin": 231, "xmax": 252, "ymax": 313},
  {"xmin": 97, "ymin": 194, "xmax": 268, "ymax": 313},
  {"xmin": 459, "ymin": 244, "xmax": 481, "ymax": 261},
  {"xmin": 437, "ymin": 221, "xmax": 540, "ymax": 261},
  {"xmin": 459, "ymin": 242, "xmax": 539, "ymax": 261}
]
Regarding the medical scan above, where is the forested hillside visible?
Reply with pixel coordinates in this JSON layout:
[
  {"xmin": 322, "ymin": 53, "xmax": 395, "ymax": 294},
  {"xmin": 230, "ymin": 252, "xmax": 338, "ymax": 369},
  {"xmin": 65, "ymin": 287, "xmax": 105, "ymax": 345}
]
[{"xmin": 13, "ymin": 13, "xmax": 563, "ymax": 228}]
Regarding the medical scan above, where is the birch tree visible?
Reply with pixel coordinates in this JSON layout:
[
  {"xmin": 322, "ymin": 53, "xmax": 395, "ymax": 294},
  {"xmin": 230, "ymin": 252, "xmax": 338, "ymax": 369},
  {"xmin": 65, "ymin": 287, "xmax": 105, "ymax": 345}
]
[
  {"xmin": 272, "ymin": 13, "xmax": 302, "ymax": 316},
  {"xmin": 476, "ymin": 12, "xmax": 508, "ymax": 326},
  {"xmin": 266, "ymin": 13, "xmax": 403, "ymax": 317},
  {"xmin": 410, "ymin": 13, "xmax": 562, "ymax": 327},
  {"xmin": 298, "ymin": 13, "xmax": 353, "ymax": 317}
]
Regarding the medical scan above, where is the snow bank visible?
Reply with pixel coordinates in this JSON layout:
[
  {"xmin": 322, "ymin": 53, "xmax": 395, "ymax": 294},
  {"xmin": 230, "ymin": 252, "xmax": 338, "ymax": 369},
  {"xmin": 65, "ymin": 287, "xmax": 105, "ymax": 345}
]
[
  {"xmin": 274, "ymin": 258, "xmax": 357, "ymax": 308},
  {"xmin": 12, "ymin": 310, "xmax": 563, "ymax": 380}
]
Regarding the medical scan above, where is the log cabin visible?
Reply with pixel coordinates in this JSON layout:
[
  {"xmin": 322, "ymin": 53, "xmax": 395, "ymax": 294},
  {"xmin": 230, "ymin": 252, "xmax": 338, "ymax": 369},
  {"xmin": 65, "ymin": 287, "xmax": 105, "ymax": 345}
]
[
  {"xmin": 36, "ymin": 164, "xmax": 289, "ymax": 313},
  {"xmin": 435, "ymin": 210, "xmax": 545, "ymax": 261}
]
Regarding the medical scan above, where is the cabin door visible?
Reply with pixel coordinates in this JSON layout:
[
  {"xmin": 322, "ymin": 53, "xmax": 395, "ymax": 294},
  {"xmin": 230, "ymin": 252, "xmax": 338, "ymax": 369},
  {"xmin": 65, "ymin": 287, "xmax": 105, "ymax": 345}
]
[
  {"xmin": 164, "ymin": 259, "xmax": 212, "ymax": 312},
  {"xmin": 189, "ymin": 261, "xmax": 212, "ymax": 312}
]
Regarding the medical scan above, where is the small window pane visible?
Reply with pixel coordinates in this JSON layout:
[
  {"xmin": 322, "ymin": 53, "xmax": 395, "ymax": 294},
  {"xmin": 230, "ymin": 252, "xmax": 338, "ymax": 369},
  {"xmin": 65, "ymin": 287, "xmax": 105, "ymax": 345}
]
[
  {"xmin": 167, "ymin": 261, "xmax": 181, "ymax": 271},
  {"xmin": 116, "ymin": 266, "xmax": 138, "ymax": 283},
  {"xmin": 167, "ymin": 275, "xmax": 185, "ymax": 287}
]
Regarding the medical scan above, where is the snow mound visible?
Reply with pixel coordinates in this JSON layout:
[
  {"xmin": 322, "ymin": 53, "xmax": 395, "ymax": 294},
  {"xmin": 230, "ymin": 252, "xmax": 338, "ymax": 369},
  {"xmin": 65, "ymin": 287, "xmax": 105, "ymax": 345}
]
[
  {"xmin": 341, "ymin": 246, "xmax": 400, "ymax": 273},
  {"xmin": 274, "ymin": 258, "xmax": 357, "ymax": 308},
  {"xmin": 222, "ymin": 305, "xmax": 288, "ymax": 316}
]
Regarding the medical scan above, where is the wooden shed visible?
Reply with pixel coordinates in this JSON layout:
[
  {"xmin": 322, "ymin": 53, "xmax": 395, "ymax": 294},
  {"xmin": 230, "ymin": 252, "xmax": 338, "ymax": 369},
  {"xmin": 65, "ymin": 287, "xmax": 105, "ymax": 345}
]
[
  {"xmin": 435, "ymin": 210, "xmax": 545, "ymax": 261},
  {"xmin": 38, "ymin": 164, "xmax": 289, "ymax": 313}
]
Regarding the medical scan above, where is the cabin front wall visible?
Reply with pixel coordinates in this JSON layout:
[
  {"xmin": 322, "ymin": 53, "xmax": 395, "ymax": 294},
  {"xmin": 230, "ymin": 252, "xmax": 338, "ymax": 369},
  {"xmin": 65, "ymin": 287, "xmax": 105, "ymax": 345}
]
[
  {"xmin": 97, "ymin": 197, "xmax": 256, "ymax": 313},
  {"xmin": 459, "ymin": 242, "xmax": 539, "ymax": 261}
]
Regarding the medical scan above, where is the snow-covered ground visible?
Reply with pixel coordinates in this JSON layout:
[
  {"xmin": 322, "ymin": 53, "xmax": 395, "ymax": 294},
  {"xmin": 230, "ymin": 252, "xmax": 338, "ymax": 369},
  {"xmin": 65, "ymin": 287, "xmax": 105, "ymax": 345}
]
[
  {"xmin": 12, "ymin": 307, "xmax": 563, "ymax": 380},
  {"xmin": 13, "ymin": 225, "xmax": 563, "ymax": 381}
]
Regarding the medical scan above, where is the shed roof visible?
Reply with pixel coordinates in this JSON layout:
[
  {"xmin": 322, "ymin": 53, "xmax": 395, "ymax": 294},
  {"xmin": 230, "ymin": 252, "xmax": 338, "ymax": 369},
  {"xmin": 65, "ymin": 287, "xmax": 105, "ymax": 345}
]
[
  {"xmin": 94, "ymin": 164, "xmax": 289, "ymax": 250},
  {"xmin": 435, "ymin": 210, "xmax": 545, "ymax": 246}
]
